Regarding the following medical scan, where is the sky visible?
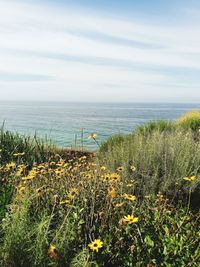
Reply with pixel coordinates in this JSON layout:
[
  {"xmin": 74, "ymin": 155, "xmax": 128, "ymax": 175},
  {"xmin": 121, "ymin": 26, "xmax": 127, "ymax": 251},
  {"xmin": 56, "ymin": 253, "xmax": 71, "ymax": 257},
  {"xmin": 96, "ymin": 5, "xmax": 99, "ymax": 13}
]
[{"xmin": 0, "ymin": 0, "xmax": 200, "ymax": 102}]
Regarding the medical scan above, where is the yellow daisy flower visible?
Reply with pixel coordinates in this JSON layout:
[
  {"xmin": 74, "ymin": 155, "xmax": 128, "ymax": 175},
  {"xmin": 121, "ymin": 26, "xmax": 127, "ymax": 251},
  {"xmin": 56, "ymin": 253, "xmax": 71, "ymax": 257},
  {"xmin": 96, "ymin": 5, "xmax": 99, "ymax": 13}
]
[
  {"xmin": 123, "ymin": 193, "xmax": 136, "ymax": 201},
  {"xmin": 130, "ymin": 165, "xmax": 136, "ymax": 172},
  {"xmin": 126, "ymin": 183, "xmax": 134, "ymax": 187},
  {"xmin": 48, "ymin": 244, "xmax": 59, "ymax": 259},
  {"xmin": 117, "ymin": 166, "xmax": 125, "ymax": 172},
  {"xmin": 16, "ymin": 168, "xmax": 24, "ymax": 177},
  {"xmin": 56, "ymin": 161, "xmax": 65, "ymax": 167},
  {"xmin": 85, "ymin": 173, "xmax": 92, "ymax": 179},
  {"xmin": 67, "ymin": 188, "xmax": 79, "ymax": 199},
  {"xmin": 103, "ymin": 173, "xmax": 111, "ymax": 182},
  {"xmin": 18, "ymin": 186, "xmax": 26, "ymax": 195},
  {"xmin": 88, "ymin": 239, "xmax": 103, "ymax": 252},
  {"xmin": 123, "ymin": 214, "xmax": 139, "ymax": 224},
  {"xmin": 107, "ymin": 187, "xmax": 117, "ymax": 199},
  {"xmin": 36, "ymin": 188, "xmax": 42, "ymax": 197},
  {"xmin": 100, "ymin": 166, "xmax": 107, "ymax": 171},
  {"xmin": 110, "ymin": 173, "xmax": 121, "ymax": 182},
  {"xmin": 115, "ymin": 202, "xmax": 124, "ymax": 208},
  {"xmin": 21, "ymin": 175, "xmax": 34, "ymax": 181},
  {"xmin": 183, "ymin": 176, "xmax": 196, "ymax": 182},
  {"xmin": 88, "ymin": 133, "xmax": 97, "ymax": 139},
  {"xmin": 60, "ymin": 199, "xmax": 70, "ymax": 205},
  {"xmin": 6, "ymin": 162, "xmax": 16, "ymax": 170}
]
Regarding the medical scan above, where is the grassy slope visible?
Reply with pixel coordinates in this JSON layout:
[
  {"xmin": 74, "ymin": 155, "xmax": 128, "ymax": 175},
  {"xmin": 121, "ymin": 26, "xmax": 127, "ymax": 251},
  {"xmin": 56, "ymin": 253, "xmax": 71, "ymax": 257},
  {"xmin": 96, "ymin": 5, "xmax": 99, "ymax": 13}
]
[
  {"xmin": 98, "ymin": 130, "xmax": 200, "ymax": 206},
  {"xmin": 0, "ymin": 112, "xmax": 199, "ymax": 266},
  {"xmin": 98, "ymin": 115, "xmax": 200, "ymax": 206}
]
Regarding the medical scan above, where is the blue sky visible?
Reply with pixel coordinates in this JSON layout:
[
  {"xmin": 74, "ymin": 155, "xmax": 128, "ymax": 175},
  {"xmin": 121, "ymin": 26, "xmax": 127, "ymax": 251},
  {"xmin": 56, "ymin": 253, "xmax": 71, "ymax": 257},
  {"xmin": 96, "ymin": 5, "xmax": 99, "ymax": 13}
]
[{"xmin": 0, "ymin": 0, "xmax": 200, "ymax": 102}]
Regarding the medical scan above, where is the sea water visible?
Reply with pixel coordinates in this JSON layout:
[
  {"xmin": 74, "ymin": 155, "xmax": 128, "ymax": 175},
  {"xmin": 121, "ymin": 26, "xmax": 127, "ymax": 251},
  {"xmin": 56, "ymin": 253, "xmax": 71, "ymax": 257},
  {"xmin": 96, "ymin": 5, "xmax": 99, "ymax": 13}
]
[{"xmin": 0, "ymin": 101, "xmax": 199, "ymax": 150}]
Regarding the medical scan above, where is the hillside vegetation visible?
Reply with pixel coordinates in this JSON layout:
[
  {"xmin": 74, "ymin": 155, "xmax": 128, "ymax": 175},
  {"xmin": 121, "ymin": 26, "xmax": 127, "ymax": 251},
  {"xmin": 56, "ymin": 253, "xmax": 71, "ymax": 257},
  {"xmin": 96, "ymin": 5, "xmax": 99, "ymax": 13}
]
[{"xmin": 0, "ymin": 111, "xmax": 200, "ymax": 266}]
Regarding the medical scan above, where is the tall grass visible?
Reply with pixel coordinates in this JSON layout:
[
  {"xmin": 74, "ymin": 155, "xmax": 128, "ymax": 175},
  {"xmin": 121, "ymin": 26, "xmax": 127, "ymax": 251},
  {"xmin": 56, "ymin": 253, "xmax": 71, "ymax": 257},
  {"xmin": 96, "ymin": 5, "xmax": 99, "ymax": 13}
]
[
  {"xmin": 135, "ymin": 120, "xmax": 175, "ymax": 135},
  {"xmin": 0, "ymin": 128, "xmax": 94, "ymax": 223},
  {"xmin": 98, "ymin": 130, "xmax": 200, "ymax": 205},
  {"xmin": 0, "ymin": 113, "xmax": 200, "ymax": 266},
  {"xmin": 0, "ymin": 156, "xmax": 199, "ymax": 266},
  {"xmin": 0, "ymin": 128, "xmax": 58, "ymax": 223},
  {"xmin": 0, "ymin": 126, "xmax": 57, "ymax": 166}
]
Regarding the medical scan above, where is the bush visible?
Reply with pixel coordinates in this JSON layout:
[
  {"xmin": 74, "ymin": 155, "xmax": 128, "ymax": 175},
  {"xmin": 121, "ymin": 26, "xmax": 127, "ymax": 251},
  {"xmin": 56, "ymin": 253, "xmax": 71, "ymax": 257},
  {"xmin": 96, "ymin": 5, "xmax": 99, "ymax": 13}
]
[
  {"xmin": 177, "ymin": 110, "xmax": 200, "ymax": 131},
  {"xmin": 135, "ymin": 120, "xmax": 175, "ymax": 135},
  {"xmin": 99, "ymin": 134, "xmax": 131, "ymax": 154}
]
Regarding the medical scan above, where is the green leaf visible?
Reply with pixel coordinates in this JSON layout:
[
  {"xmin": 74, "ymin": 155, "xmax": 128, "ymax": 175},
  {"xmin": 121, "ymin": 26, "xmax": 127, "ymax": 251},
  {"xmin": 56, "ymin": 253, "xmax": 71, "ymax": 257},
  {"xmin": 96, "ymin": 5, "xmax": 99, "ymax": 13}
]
[{"xmin": 144, "ymin": 236, "xmax": 154, "ymax": 247}]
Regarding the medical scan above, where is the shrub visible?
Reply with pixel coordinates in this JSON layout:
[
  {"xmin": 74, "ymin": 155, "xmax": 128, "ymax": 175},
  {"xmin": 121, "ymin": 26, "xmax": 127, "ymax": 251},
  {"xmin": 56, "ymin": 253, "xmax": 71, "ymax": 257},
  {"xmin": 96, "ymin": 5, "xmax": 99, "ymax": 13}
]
[
  {"xmin": 99, "ymin": 134, "xmax": 128, "ymax": 154},
  {"xmin": 135, "ymin": 120, "xmax": 175, "ymax": 135},
  {"xmin": 177, "ymin": 110, "xmax": 200, "ymax": 131}
]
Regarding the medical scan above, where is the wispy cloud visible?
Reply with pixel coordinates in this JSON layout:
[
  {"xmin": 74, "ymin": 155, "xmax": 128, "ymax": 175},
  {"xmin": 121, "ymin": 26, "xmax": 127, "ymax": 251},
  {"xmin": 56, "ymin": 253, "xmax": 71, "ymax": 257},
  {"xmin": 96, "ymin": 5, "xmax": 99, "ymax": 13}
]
[{"xmin": 0, "ymin": 0, "xmax": 200, "ymax": 101}]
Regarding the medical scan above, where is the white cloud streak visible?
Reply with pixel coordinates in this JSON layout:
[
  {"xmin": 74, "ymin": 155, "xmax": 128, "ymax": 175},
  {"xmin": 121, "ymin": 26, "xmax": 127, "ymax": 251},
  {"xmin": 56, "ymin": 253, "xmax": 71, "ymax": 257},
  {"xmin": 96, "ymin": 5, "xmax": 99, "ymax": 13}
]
[{"xmin": 0, "ymin": 0, "xmax": 200, "ymax": 101}]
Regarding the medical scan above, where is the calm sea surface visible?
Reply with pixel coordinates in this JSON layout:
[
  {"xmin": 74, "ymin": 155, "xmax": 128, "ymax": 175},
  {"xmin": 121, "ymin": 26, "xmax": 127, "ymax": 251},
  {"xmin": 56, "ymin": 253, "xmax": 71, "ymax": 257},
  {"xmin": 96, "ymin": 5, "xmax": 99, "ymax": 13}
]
[{"xmin": 0, "ymin": 102, "xmax": 199, "ymax": 150}]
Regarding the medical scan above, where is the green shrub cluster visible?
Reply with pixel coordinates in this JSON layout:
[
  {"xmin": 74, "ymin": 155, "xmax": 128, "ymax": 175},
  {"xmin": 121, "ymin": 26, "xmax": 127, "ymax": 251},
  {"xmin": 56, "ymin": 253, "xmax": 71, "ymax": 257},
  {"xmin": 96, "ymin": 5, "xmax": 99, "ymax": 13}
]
[
  {"xmin": 177, "ymin": 110, "xmax": 200, "ymax": 131},
  {"xmin": 135, "ymin": 120, "xmax": 175, "ymax": 135},
  {"xmin": 134, "ymin": 110, "xmax": 200, "ymax": 135}
]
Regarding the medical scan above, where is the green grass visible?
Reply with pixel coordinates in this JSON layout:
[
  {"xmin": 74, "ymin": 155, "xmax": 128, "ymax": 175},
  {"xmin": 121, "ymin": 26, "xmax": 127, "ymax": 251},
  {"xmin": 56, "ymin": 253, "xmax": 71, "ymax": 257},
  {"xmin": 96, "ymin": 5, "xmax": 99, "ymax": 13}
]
[
  {"xmin": 135, "ymin": 120, "xmax": 176, "ymax": 135},
  {"xmin": 98, "ymin": 113, "xmax": 200, "ymax": 206},
  {"xmin": 0, "ymin": 128, "xmax": 94, "ymax": 225},
  {"xmin": 0, "ymin": 126, "xmax": 57, "ymax": 166},
  {"xmin": 0, "ymin": 113, "xmax": 200, "ymax": 266},
  {"xmin": 98, "ymin": 129, "xmax": 200, "ymax": 204},
  {"xmin": 0, "ymin": 160, "xmax": 199, "ymax": 266},
  {"xmin": 0, "ymin": 127, "xmax": 59, "ymax": 223}
]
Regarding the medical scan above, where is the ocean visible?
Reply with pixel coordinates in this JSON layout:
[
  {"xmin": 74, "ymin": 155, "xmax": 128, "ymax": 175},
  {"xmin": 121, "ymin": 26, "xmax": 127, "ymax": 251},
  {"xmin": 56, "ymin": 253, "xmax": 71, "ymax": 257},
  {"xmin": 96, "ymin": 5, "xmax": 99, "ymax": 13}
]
[{"xmin": 0, "ymin": 102, "xmax": 199, "ymax": 150}]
